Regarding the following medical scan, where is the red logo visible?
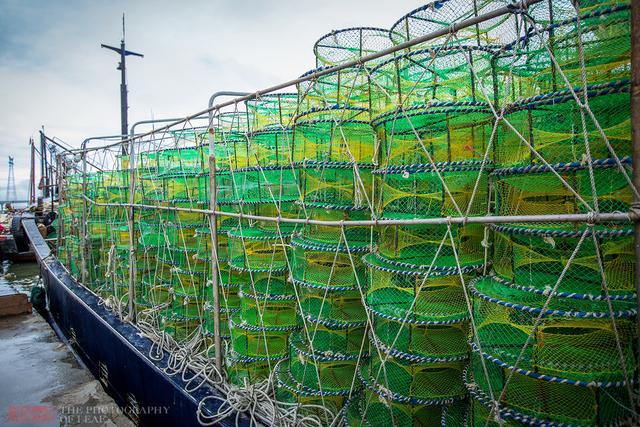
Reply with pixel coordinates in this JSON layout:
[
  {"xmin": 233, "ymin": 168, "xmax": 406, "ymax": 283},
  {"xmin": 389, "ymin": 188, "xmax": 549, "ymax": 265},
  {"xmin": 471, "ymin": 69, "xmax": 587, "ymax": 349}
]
[{"xmin": 6, "ymin": 405, "xmax": 56, "ymax": 424}]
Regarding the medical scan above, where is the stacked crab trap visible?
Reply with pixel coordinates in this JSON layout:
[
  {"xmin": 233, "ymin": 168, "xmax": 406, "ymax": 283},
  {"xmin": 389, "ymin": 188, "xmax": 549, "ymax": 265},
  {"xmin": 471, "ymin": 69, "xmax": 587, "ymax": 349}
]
[{"xmin": 55, "ymin": 0, "xmax": 637, "ymax": 426}]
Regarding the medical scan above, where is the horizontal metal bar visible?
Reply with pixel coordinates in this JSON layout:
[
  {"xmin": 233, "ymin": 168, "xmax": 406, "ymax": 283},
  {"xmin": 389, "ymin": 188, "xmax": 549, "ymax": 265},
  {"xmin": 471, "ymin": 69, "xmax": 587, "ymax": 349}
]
[
  {"xmin": 79, "ymin": 0, "xmax": 543, "ymax": 153},
  {"xmin": 83, "ymin": 196, "xmax": 631, "ymax": 227}
]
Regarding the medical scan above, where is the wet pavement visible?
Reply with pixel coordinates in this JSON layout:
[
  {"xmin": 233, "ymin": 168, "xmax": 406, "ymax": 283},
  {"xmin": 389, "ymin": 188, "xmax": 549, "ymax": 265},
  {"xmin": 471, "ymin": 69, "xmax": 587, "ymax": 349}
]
[{"xmin": 0, "ymin": 262, "xmax": 134, "ymax": 427}]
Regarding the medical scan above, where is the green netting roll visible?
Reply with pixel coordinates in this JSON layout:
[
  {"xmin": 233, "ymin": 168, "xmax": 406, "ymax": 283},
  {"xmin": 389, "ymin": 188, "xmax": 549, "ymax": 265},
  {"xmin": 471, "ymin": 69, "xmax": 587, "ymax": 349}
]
[
  {"xmin": 372, "ymin": 103, "xmax": 494, "ymax": 165},
  {"xmin": 229, "ymin": 311, "xmax": 297, "ymax": 359},
  {"xmin": 497, "ymin": 84, "xmax": 630, "ymax": 167},
  {"xmin": 471, "ymin": 276, "xmax": 636, "ymax": 384},
  {"xmin": 227, "ymin": 227, "xmax": 289, "ymax": 272},
  {"xmin": 238, "ymin": 273, "xmax": 297, "ymax": 328},
  {"xmin": 293, "ymin": 107, "xmax": 376, "ymax": 164},
  {"xmin": 370, "ymin": 46, "xmax": 493, "ymax": 114},
  {"xmin": 492, "ymin": 224, "xmax": 634, "ymax": 296},
  {"xmin": 467, "ymin": 350, "xmax": 635, "ymax": 426},
  {"xmin": 288, "ymin": 331, "xmax": 360, "ymax": 393},
  {"xmin": 492, "ymin": 158, "xmax": 633, "ymax": 217},
  {"xmin": 494, "ymin": 5, "xmax": 630, "ymax": 102},
  {"xmin": 344, "ymin": 388, "xmax": 448, "ymax": 427}
]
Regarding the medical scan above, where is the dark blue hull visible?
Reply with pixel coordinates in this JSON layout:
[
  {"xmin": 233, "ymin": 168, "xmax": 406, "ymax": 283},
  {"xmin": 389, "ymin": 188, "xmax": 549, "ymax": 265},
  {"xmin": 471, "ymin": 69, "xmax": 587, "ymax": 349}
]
[{"xmin": 23, "ymin": 218, "xmax": 246, "ymax": 427}]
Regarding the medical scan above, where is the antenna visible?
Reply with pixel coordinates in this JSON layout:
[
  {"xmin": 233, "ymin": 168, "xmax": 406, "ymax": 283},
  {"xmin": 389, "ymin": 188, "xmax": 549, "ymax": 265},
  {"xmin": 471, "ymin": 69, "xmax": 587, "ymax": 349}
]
[{"xmin": 101, "ymin": 13, "xmax": 143, "ymax": 147}]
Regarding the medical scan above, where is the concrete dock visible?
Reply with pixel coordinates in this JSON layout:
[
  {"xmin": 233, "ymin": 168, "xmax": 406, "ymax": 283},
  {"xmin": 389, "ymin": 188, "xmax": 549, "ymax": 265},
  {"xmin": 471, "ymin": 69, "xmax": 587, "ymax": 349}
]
[{"xmin": 0, "ymin": 262, "xmax": 133, "ymax": 427}]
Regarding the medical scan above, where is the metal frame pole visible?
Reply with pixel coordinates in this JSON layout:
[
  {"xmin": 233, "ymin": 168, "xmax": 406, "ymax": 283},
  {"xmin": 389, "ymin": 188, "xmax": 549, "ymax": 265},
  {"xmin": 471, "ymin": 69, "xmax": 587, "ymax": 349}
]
[
  {"xmin": 629, "ymin": 0, "xmax": 640, "ymax": 409},
  {"xmin": 81, "ymin": 152, "xmax": 89, "ymax": 285},
  {"xmin": 130, "ymin": 116, "xmax": 208, "ymax": 136},
  {"xmin": 56, "ymin": 154, "xmax": 64, "ymax": 252},
  {"xmin": 127, "ymin": 136, "xmax": 137, "ymax": 322},
  {"xmin": 206, "ymin": 91, "xmax": 250, "ymax": 373}
]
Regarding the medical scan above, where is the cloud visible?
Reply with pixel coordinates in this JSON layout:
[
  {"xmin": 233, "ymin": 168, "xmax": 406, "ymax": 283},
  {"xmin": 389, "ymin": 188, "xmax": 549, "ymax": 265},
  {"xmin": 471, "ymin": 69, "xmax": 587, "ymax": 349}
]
[{"xmin": 0, "ymin": 0, "xmax": 420, "ymax": 194}]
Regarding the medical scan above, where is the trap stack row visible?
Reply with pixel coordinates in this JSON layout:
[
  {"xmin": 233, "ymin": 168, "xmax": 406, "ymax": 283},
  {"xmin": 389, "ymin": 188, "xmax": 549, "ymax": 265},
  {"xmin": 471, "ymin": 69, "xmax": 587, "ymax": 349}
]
[
  {"xmin": 344, "ymin": 25, "xmax": 497, "ymax": 424},
  {"xmin": 465, "ymin": 3, "xmax": 637, "ymax": 426},
  {"xmin": 223, "ymin": 94, "xmax": 300, "ymax": 384},
  {"xmin": 274, "ymin": 27, "xmax": 389, "ymax": 419},
  {"xmin": 139, "ymin": 144, "xmax": 211, "ymax": 341}
]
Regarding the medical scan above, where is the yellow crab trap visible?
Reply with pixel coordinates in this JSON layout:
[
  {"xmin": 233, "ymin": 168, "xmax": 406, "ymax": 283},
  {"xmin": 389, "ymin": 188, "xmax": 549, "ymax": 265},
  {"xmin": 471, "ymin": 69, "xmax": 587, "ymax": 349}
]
[
  {"xmin": 496, "ymin": 81, "xmax": 631, "ymax": 167},
  {"xmin": 491, "ymin": 224, "xmax": 634, "ymax": 297},
  {"xmin": 467, "ymin": 274, "xmax": 636, "ymax": 425},
  {"xmin": 492, "ymin": 157, "xmax": 633, "ymax": 217},
  {"xmin": 297, "ymin": 66, "xmax": 376, "ymax": 111},
  {"xmin": 372, "ymin": 103, "xmax": 495, "ymax": 166},
  {"xmin": 493, "ymin": 3, "xmax": 631, "ymax": 103},
  {"xmin": 293, "ymin": 107, "xmax": 377, "ymax": 164},
  {"xmin": 369, "ymin": 46, "xmax": 494, "ymax": 114},
  {"xmin": 246, "ymin": 93, "xmax": 299, "ymax": 133},
  {"xmin": 227, "ymin": 227, "xmax": 290, "ymax": 273},
  {"xmin": 238, "ymin": 272, "xmax": 297, "ymax": 328},
  {"xmin": 343, "ymin": 387, "xmax": 458, "ymax": 427},
  {"xmin": 275, "ymin": 360, "xmax": 347, "ymax": 424}
]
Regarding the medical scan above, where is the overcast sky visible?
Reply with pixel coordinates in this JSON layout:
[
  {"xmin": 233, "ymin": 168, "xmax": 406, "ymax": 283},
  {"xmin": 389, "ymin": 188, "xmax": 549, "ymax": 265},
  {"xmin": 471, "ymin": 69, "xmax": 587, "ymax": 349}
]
[{"xmin": 0, "ymin": 0, "xmax": 420, "ymax": 200}]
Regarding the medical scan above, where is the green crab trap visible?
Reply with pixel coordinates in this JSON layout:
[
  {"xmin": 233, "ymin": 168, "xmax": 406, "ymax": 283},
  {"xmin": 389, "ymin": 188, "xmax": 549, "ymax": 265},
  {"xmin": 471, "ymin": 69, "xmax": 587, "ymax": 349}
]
[
  {"xmin": 293, "ymin": 107, "xmax": 376, "ymax": 164},
  {"xmin": 496, "ymin": 82, "xmax": 631, "ymax": 167},
  {"xmin": 372, "ymin": 103, "xmax": 494, "ymax": 166},
  {"xmin": 369, "ymin": 46, "xmax": 494, "ymax": 115},
  {"xmin": 494, "ymin": 3, "xmax": 631, "ymax": 102},
  {"xmin": 492, "ymin": 158, "xmax": 633, "ymax": 217}
]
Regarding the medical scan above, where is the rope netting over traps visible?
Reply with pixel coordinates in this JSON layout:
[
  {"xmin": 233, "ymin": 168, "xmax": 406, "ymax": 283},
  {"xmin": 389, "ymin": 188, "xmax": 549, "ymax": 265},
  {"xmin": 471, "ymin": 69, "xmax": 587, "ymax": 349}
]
[{"xmin": 52, "ymin": 0, "xmax": 640, "ymax": 425}]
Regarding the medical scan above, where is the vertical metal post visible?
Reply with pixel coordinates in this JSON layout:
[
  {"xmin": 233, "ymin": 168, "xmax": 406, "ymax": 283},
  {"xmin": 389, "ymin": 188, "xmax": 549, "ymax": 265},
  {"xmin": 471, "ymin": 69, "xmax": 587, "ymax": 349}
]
[
  {"xmin": 81, "ymin": 152, "xmax": 89, "ymax": 285},
  {"xmin": 208, "ymin": 130, "xmax": 222, "ymax": 372},
  {"xmin": 205, "ymin": 91, "xmax": 249, "ymax": 372},
  {"xmin": 127, "ymin": 138, "xmax": 137, "ymax": 322},
  {"xmin": 630, "ymin": 0, "xmax": 640, "ymax": 407},
  {"xmin": 56, "ymin": 154, "xmax": 64, "ymax": 252}
]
